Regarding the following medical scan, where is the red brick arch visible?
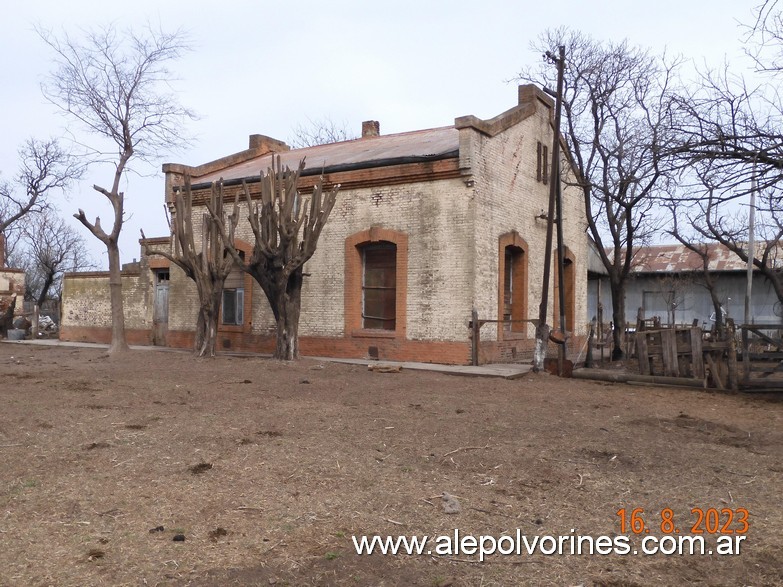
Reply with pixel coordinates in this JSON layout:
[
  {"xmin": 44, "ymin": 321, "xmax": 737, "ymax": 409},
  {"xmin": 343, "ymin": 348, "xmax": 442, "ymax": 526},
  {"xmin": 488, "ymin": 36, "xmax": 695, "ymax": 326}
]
[
  {"xmin": 219, "ymin": 238, "xmax": 253, "ymax": 334},
  {"xmin": 345, "ymin": 227, "xmax": 408, "ymax": 338},
  {"xmin": 497, "ymin": 231, "xmax": 529, "ymax": 340},
  {"xmin": 554, "ymin": 246, "xmax": 576, "ymax": 334}
]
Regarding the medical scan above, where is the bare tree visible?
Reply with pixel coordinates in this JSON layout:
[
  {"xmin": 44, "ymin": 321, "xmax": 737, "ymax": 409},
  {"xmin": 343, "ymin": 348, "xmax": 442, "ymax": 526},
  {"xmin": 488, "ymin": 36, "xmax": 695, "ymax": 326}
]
[
  {"xmin": 289, "ymin": 117, "xmax": 356, "ymax": 148},
  {"xmin": 518, "ymin": 29, "xmax": 680, "ymax": 359},
  {"xmin": 1, "ymin": 138, "xmax": 80, "ymax": 240},
  {"xmin": 142, "ymin": 177, "xmax": 238, "ymax": 357},
  {"xmin": 10, "ymin": 212, "xmax": 94, "ymax": 306},
  {"xmin": 665, "ymin": 3, "xmax": 783, "ymax": 314},
  {"xmin": 667, "ymin": 207, "xmax": 727, "ymax": 334},
  {"xmin": 668, "ymin": 65, "xmax": 783, "ymax": 207},
  {"xmin": 212, "ymin": 158, "xmax": 338, "ymax": 360},
  {"xmin": 691, "ymin": 186, "xmax": 783, "ymax": 304},
  {"xmin": 40, "ymin": 24, "xmax": 194, "ymax": 354},
  {"xmin": 748, "ymin": 0, "xmax": 783, "ymax": 68},
  {"xmin": 668, "ymin": 1, "xmax": 783, "ymax": 205}
]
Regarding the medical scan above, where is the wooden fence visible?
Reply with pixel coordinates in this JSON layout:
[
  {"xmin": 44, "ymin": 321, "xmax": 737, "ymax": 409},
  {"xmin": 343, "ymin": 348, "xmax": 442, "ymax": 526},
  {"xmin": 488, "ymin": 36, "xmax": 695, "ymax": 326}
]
[{"xmin": 635, "ymin": 321, "xmax": 739, "ymax": 390}]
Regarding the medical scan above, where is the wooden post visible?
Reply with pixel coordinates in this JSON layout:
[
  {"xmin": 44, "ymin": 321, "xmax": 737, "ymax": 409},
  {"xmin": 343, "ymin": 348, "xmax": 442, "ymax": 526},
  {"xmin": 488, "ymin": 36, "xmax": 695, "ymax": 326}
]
[
  {"xmin": 727, "ymin": 319, "xmax": 738, "ymax": 391},
  {"xmin": 636, "ymin": 306, "xmax": 645, "ymax": 331},
  {"xmin": 636, "ymin": 331, "xmax": 650, "ymax": 375},
  {"xmin": 661, "ymin": 329, "xmax": 680, "ymax": 377},
  {"xmin": 471, "ymin": 308, "xmax": 480, "ymax": 366},
  {"xmin": 690, "ymin": 326, "xmax": 704, "ymax": 379},
  {"xmin": 32, "ymin": 304, "xmax": 39, "ymax": 340},
  {"xmin": 585, "ymin": 319, "xmax": 595, "ymax": 368}
]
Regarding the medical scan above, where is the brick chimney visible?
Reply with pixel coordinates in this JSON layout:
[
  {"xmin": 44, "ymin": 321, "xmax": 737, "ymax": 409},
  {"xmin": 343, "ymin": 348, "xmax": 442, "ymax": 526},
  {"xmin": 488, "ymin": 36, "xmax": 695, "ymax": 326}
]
[{"xmin": 362, "ymin": 120, "xmax": 380, "ymax": 138}]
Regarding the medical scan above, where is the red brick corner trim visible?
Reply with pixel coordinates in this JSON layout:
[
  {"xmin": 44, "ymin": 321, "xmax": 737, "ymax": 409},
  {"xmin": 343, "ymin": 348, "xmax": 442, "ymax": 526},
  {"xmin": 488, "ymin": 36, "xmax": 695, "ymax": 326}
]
[
  {"xmin": 218, "ymin": 238, "xmax": 254, "ymax": 334},
  {"xmin": 497, "ymin": 231, "xmax": 529, "ymax": 340},
  {"xmin": 344, "ymin": 227, "xmax": 408, "ymax": 339}
]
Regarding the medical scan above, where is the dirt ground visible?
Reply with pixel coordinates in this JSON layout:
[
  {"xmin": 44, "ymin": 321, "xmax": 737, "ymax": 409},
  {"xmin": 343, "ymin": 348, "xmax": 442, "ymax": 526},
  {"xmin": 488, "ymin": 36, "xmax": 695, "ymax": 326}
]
[{"xmin": 1, "ymin": 342, "xmax": 782, "ymax": 587}]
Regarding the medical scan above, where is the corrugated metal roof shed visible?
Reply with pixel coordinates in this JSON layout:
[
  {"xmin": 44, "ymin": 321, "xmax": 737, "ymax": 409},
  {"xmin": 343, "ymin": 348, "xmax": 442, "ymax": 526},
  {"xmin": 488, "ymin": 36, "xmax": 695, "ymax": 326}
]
[
  {"xmin": 628, "ymin": 242, "xmax": 782, "ymax": 273},
  {"xmin": 196, "ymin": 126, "xmax": 459, "ymax": 184}
]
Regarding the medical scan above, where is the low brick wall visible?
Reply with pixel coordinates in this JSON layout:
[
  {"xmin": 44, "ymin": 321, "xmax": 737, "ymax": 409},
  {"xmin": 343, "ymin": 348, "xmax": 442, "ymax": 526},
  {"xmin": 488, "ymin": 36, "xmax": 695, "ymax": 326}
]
[
  {"xmin": 59, "ymin": 326, "xmax": 153, "ymax": 346},
  {"xmin": 64, "ymin": 326, "xmax": 472, "ymax": 365}
]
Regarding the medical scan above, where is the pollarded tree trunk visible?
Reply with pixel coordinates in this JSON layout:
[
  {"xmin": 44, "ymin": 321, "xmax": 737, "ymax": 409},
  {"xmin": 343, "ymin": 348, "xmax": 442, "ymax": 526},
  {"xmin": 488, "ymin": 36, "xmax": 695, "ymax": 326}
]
[
  {"xmin": 143, "ymin": 177, "xmax": 238, "ymax": 359},
  {"xmin": 250, "ymin": 265, "xmax": 304, "ymax": 361},
  {"xmin": 274, "ymin": 294, "xmax": 301, "ymax": 361},
  {"xmin": 213, "ymin": 158, "xmax": 338, "ymax": 362},
  {"xmin": 194, "ymin": 284, "xmax": 224, "ymax": 358},
  {"xmin": 274, "ymin": 269, "xmax": 303, "ymax": 361}
]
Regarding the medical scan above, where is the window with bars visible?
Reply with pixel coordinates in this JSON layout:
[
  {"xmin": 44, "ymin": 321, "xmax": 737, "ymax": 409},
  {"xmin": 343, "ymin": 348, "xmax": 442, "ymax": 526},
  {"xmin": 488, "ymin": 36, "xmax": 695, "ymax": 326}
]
[{"xmin": 362, "ymin": 243, "xmax": 396, "ymax": 330}]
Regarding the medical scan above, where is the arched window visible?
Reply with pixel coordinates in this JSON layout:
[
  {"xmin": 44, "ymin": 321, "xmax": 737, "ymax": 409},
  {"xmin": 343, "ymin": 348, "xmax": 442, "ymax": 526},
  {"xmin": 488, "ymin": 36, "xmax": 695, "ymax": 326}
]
[
  {"xmin": 345, "ymin": 227, "xmax": 408, "ymax": 337},
  {"xmin": 554, "ymin": 247, "xmax": 576, "ymax": 333},
  {"xmin": 219, "ymin": 242, "xmax": 252, "ymax": 334},
  {"xmin": 498, "ymin": 232, "xmax": 529, "ymax": 338}
]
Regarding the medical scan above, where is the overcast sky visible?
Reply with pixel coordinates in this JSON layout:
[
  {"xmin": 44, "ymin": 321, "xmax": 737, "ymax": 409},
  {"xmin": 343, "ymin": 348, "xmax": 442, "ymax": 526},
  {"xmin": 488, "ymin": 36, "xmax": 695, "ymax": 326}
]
[{"xmin": 1, "ymin": 0, "xmax": 759, "ymax": 268}]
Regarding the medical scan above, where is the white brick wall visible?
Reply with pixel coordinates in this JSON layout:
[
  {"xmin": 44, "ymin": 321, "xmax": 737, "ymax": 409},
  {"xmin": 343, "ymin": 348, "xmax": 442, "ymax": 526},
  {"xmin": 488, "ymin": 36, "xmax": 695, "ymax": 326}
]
[
  {"xmin": 468, "ymin": 105, "xmax": 588, "ymax": 339},
  {"xmin": 62, "ymin": 271, "xmax": 152, "ymax": 330},
  {"xmin": 63, "ymin": 89, "xmax": 589, "ymax": 350},
  {"xmin": 168, "ymin": 177, "xmax": 475, "ymax": 342}
]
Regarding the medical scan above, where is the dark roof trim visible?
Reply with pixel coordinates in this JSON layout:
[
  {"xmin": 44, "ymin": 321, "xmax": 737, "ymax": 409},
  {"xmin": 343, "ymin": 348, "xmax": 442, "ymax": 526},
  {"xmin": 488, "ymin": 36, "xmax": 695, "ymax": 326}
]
[{"xmin": 187, "ymin": 150, "xmax": 459, "ymax": 191}]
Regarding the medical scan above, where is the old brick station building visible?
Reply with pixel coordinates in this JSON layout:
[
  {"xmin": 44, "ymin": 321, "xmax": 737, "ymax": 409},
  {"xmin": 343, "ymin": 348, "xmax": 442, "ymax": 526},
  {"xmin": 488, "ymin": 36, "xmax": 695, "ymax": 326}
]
[{"xmin": 61, "ymin": 85, "xmax": 588, "ymax": 365}]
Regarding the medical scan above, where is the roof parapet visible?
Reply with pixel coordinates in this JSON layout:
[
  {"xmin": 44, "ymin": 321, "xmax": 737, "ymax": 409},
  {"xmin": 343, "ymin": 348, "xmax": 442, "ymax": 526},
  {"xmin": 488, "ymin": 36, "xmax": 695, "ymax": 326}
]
[
  {"xmin": 162, "ymin": 134, "xmax": 290, "ymax": 180},
  {"xmin": 455, "ymin": 84, "xmax": 553, "ymax": 137}
]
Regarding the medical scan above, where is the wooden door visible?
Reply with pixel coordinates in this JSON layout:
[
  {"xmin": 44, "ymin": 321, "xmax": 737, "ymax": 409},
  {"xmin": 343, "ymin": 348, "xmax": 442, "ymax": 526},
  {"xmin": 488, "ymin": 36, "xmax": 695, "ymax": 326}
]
[{"xmin": 153, "ymin": 271, "xmax": 169, "ymax": 345}]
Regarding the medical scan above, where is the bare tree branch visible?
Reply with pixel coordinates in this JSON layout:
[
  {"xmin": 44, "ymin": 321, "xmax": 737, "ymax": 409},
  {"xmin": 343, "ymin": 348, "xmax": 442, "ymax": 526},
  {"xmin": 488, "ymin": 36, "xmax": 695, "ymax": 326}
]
[
  {"xmin": 288, "ymin": 117, "xmax": 356, "ymax": 148},
  {"xmin": 142, "ymin": 176, "xmax": 238, "ymax": 357},
  {"xmin": 207, "ymin": 157, "xmax": 339, "ymax": 360},
  {"xmin": 10, "ymin": 211, "xmax": 95, "ymax": 305},
  {"xmin": 517, "ymin": 29, "xmax": 680, "ymax": 358},
  {"xmin": 0, "ymin": 138, "xmax": 81, "ymax": 237},
  {"xmin": 39, "ymin": 24, "xmax": 195, "ymax": 354}
]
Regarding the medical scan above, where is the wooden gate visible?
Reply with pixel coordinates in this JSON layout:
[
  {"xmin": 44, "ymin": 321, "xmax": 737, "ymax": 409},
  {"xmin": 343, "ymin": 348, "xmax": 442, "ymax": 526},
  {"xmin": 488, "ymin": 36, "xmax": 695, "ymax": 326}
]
[{"xmin": 741, "ymin": 323, "xmax": 783, "ymax": 390}]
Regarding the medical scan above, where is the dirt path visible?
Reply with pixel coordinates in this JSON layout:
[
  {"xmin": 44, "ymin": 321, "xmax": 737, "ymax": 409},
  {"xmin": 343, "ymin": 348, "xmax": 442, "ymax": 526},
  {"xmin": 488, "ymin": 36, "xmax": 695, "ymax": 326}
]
[{"xmin": 0, "ymin": 343, "xmax": 781, "ymax": 586}]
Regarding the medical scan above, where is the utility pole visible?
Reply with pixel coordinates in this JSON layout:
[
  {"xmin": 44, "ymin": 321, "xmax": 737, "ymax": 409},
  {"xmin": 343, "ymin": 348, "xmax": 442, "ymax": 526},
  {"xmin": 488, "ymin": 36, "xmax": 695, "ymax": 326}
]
[
  {"xmin": 533, "ymin": 45, "xmax": 566, "ymax": 372},
  {"xmin": 744, "ymin": 162, "xmax": 757, "ymax": 327},
  {"xmin": 553, "ymin": 48, "xmax": 568, "ymax": 368}
]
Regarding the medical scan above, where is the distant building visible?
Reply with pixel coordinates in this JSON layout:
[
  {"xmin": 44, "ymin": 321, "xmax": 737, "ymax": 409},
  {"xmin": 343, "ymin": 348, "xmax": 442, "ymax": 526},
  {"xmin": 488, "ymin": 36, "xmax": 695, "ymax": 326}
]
[
  {"xmin": 61, "ymin": 85, "xmax": 589, "ymax": 364},
  {"xmin": 588, "ymin": 242, "xmax": 783, "ymax": 328},
  {"xmin": 0, "ymin": 233, "xmax": 26, "ymax": 334}
]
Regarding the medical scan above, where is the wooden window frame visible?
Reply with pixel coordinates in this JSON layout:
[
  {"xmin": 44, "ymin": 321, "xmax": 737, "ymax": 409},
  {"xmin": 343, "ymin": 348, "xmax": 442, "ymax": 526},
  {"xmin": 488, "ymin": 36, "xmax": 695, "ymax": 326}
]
[
  {"xmin": 498, "ymin": 232, "xmax": 529, "ymax": 341},
  {"xmin": 218, "ymin": 240, "xmax": 253, "ymax": 334},
  {"xmin": 221, "ymin": 287, "xmax": 245, "ymax": 326},
  {"xmin": 553, "ymin": 247, "xmax": 577, "ymax": 334},
  {"xmin": 345, "ymin": 227, "xmax": 408, "ymax": 339},
  {"xmin": 361, "ymin": 243, "xmax": 397, "ymax": 330}
]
